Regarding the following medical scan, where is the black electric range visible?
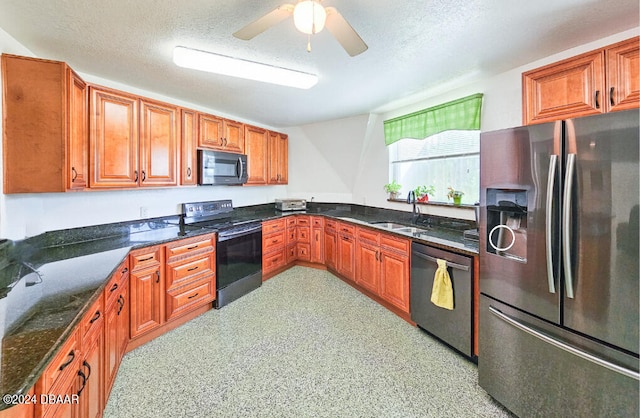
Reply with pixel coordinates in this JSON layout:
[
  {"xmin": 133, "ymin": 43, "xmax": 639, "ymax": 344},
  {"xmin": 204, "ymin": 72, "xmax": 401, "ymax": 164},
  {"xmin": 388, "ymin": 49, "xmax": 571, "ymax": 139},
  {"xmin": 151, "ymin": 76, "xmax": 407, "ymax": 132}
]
[{"xmin": 180, "ymin": 200, "xmax": 262, "ymax": 308}]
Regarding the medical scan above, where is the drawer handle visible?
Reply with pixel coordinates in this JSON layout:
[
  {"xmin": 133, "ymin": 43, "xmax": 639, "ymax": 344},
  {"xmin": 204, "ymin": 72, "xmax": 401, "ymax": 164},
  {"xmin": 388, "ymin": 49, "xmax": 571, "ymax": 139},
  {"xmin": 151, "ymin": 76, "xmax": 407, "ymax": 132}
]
[
  {"xmin": 139, "ymin": 255, "xmax": 154, "ymax": 262},
  {"xmin": 272, "ymin": 239, "xmax": 278, "ymax": 243},
  {"xmin": 187, "ymin": 266, "xmax": 199, "ymax": 272},
  {"xmin": 89, "ymin": 311, "xmax": 101, "ymax": 324},
  {"xmin": 188, "ymin": 292, "xmax": 200, "ymax": 299},
  {"xmin": 187, "ymin": 245, "xmax": 199, "ymax": 250},
  {"xmin": 59, "ymin": 351, "xmax": 75, "ymax": 371},
  {"xmin": 110, "ymin": 283, "xmax": 118, "ymax": 293},
  {"xmin": 122, "ymin": 267, "xmax": 128, "ymax": 274}
]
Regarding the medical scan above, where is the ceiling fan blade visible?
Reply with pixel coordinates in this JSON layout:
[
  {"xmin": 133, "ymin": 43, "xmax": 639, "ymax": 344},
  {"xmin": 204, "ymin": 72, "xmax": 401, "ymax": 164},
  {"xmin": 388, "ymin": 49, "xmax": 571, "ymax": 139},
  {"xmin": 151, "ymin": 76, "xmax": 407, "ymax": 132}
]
[
  {"xmin": 233, "ymin": 4, "xmax": 295, "ymax": 40},
  {"xmin": 324, "ymin": 7, "xmax": 368, "ymax": 57}
]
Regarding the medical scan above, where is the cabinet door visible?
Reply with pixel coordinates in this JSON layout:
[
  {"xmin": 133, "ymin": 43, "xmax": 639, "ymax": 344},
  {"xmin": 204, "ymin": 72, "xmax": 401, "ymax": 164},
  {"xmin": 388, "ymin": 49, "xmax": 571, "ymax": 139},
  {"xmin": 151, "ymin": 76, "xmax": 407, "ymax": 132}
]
[
  {"xmin": 311, "ymin": 227, "xmax": 324, "ymax": 264},
  {"xmin": 223, "ymin": 119, "xmax": 245, "ymax": 153},
  {"xmin": 606, "ymin": 36, "xmax": 640, "ymax": 112},
  {"xmin": 337, "ymin": 234, "xmax": 356, "ymax": 281},
  {"xmin": 244, "ymin": 125, "xmax": 268, "ymax": 185},
  {"xmin": 198, "ymin": 113, "xmax": 223, "ymax": 149},
  {"xmin": 324, "ymin": 230, "xmax": 337, "ymax": 270},
  {"xmin": 67, "ymin": 68, "xmax": 88, "ymax": 190},
  {"xmin": 104, "ymin": 277, "xmax": 128, "ymax": 397},
  {"xmin": 80, "ymin": 327, "xmax": 103, "ymax": 418},
  {"xmin": 268, "ymin": 131, "xmax": 288, "ymax": 184},
  {"xmin": 139, "ymin": 99, "xmax": 178, "ymax": 187},
  {"xmin": 380, "ymin": 250, "xmax": 410, "ymax": 313},
  {"xmin": 130, "ymin": 265, "xmax": 164, "ymax": 338},
  {"xmin": 356, "ymin": 241, "xmax": 380, "ymax": 294},
  {"xmin": 180, "ymin": 109, "xmax": 198, "ymax": 185},
  {"xmin": 522, "ymin": 50, "xmax": 605, "ymax": 125},
  {"xmin": 90, "ymin": 87, "xmax": 139, "ymax": 188}
]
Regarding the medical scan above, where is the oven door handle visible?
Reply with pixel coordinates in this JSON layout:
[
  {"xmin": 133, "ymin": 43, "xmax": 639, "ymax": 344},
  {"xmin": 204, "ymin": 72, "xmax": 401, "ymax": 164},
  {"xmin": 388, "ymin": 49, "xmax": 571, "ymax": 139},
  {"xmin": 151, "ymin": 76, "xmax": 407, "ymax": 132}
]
[{"xmin": 218, "ymin": 226, "xmax": 262, "ymax": 241}]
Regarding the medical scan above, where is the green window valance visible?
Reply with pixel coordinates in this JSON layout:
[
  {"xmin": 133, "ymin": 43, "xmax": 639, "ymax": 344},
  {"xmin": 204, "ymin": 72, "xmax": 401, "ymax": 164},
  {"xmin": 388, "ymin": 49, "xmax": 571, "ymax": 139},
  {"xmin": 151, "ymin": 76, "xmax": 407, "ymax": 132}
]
[{"xmin": 383, "ymin": 93, "xmax": 483, "ymax": 145}]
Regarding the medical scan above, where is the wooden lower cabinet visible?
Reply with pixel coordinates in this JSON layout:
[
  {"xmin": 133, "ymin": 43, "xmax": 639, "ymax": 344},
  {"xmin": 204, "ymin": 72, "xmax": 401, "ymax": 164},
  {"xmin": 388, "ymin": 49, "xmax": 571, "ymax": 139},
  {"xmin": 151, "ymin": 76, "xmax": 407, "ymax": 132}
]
[
  {"xmin": 310, "ymin": 217, "xmax": 324, "ymax": 264},
  {"xmin": 129, "ymin": 246, "xmax": 165, "ymax": 339},
  {"xmin": 262, "ymin": 219, "xmax": 287, "ymax": 276},
  {"xmin": 336, "ymin": 226, "xmax": 356, "ymax": 281},
  {"xmin": 79, "ymin": 311, "xmax": 104, "ymax": 418},
  {"xmin": 356, "ymin": 239, "xmax": 380, "ymax": 294},
  {"xmin": 104, "ymin": 264, "xmax": 129, "ymax": 399},
  {"xmin": 324, "ymin": 221, "xmax": 337, "ymax": 269},
  {"xmin": 379, "ymin": 236, "xmax": 411, "ymax": 313}
]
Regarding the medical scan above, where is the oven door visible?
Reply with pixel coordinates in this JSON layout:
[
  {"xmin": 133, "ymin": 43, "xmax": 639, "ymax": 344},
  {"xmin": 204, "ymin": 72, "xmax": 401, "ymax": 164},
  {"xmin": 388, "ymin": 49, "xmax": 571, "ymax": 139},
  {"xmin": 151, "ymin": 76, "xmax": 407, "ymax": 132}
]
[{"xmin": 216, "ymin": 225, "xmax": 262, "ymax": 291}]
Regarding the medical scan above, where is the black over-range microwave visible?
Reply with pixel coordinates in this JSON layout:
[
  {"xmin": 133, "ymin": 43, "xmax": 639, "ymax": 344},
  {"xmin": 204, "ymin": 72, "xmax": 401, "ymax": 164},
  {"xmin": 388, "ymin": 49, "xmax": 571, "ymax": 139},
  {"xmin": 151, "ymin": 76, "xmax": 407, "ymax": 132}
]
[{"xmin": 198, "ymin": 150, "xmax": 248, "ymax": 185}]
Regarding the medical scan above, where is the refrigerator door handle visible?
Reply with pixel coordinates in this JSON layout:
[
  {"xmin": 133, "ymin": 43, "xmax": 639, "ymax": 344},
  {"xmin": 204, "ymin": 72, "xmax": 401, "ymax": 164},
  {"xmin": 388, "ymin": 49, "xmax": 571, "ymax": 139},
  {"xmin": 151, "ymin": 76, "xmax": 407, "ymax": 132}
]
[
  {"xmin": 489, "ymin": 306, "xmax": 640, "ymax": 380},
  {"xmin": 545, "ymin": 154, "xmax": 558, "ymax": 294},
  {"xmin": 562, "ymin": 153, "xmax": 576, "ymax": 299}
]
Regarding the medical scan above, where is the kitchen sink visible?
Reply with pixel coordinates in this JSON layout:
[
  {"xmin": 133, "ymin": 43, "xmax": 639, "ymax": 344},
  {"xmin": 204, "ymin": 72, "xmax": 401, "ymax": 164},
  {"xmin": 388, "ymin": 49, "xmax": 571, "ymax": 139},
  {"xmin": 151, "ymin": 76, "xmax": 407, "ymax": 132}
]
[
  {"xmin": 371, "ymin": 222, "xmax": 409, "ymax": 229},
  {"xmin": 371, "ymin": 222, "xmax": 430, "ymax": 236}
]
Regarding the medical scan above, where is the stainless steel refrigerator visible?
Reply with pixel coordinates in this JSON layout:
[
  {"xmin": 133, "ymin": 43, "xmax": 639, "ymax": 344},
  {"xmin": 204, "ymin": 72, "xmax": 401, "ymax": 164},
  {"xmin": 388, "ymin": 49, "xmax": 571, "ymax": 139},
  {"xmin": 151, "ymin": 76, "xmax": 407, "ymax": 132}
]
[{"xmin": 478, "ymin": 109, "xmax": 639, "ymax": 418}]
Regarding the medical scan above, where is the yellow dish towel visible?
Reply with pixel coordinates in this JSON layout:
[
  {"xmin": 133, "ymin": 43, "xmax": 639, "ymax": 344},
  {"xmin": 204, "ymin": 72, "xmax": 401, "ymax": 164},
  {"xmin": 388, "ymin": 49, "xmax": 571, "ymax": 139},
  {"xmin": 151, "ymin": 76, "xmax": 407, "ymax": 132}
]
[{"xmin": 430, "ymin": 259, "xmax": 454, "ymax": 310}]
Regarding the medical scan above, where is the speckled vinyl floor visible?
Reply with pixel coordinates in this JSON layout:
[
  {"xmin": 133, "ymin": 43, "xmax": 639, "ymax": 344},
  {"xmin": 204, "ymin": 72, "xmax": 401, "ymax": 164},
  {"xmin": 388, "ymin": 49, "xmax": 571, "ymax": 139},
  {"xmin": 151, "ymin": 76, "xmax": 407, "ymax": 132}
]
[{"xmin": 103, "ymin": 266, "xmax": 514, "ymax": 418}]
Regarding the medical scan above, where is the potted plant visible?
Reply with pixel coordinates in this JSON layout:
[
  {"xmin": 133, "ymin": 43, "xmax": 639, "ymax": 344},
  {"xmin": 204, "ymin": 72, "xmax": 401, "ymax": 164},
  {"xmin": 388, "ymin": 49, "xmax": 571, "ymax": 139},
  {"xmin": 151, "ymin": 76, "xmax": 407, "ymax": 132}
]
[
  {"xmin": 447, "ymin": 187, "xmax": 464, "ymax": 206},
  {"xmin": 414, "ymin": 185, "xmax": 436, "ymax": 202},
  {"xmin": 384, "ymin": 180, "xmax": 402, "ymax": 200}
]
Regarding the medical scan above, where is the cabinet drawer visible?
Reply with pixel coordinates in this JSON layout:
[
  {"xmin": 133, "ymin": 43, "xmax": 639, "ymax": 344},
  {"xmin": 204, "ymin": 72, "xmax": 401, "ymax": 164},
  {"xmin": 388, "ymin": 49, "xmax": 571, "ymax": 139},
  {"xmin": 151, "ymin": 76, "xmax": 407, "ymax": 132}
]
[
  {"xmin": 166, "ymin": 253, "xmax": 214, "ymax": 291},
  {"xmin": 286, "ymin": 217, "xmax": 297, "ymax": 228},
  {"xmin": 263, "ymin": 231, "xmax": 285, "ymax": 253},
  {"xmin": 297, "ymin": 226, "xmax": 310, "ymax": 243},
  {"xmin": 296, "ymin": 216, "xmax": 310, "ymax": 226},
  {"xmin": 337, "ymin": 223, "xmax": 355, "ymax": 236},
  {"xmin": 325, "ymin": 220, "xmax": 337, "ymax": 230},
  {"xmin": 263, "ymin": 248, "xmax": 286, "ymax": 273},
  {"xmin": 165, "ymin": 234, "xmax": 214, "ymax": 259},
  {"xmin": 130, "ymin": 246, "xmax": 162, "ymax": 271},
  {"xmin": 105, "ymin": 260, "xmax": 129, "ymax": 307},
  {"xmin": 286, "ymin": 244, "xmax": 297, "ymax": 264},
  {"xmin": 312, "ymin": 217, "xmax": 324, "ymax": 227},
  {"xmin": 297, "ymin": 243, "xmax": 310, "ymax": 261},
  {"xmin": 263, "ymin": 219, "xmax": 285, "ymax": 234},
  {"xmin": 381, "ymin": 234, "xmax": 410, "ymax": 255},
  {"xmin": 81, "ymin": 296, "xmax": 104, "ymax": 338},
  {"xmin": 39, "ymin": 330, "xmax": 79, "ymax": 394},
  {"xmin": 357, "ymin": 228, "xmax": 380, "ymax": 244},
  {"xmin": 166, "ymin": 276, "xmax": 215, "ymax": 321}
]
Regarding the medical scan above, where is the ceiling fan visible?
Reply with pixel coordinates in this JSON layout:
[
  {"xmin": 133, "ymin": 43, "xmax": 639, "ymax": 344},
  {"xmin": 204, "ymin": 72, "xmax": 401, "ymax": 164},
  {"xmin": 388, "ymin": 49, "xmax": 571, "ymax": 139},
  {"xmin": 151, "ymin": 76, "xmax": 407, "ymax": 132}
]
[{"xmin": 233, "ymin": 1, "xmax": 368, "ymax": 57}]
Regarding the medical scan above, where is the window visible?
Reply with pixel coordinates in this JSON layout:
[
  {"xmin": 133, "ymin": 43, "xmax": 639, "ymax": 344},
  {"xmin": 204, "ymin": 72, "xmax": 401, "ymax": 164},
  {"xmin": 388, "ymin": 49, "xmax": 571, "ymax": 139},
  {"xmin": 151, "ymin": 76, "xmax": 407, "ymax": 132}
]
[{"xmin": 388, "ymin": 130, "xmax": 480, "ymax": 204}]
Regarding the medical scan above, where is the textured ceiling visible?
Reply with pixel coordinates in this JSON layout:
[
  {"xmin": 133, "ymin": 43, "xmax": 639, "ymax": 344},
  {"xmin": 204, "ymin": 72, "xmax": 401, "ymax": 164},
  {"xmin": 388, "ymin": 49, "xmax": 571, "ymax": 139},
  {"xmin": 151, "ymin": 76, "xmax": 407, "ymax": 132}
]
[{"xmin": 0, "ymin": 0, "xmax": 638, "ymax": 128}]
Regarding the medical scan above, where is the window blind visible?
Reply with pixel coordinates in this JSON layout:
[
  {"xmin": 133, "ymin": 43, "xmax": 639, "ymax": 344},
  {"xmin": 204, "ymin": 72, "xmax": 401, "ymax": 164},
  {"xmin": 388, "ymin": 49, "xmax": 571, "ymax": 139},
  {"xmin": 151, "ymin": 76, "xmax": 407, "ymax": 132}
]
[{"xmin": 383, "ymin": 93, "xmax": 483, "ymax": 145}]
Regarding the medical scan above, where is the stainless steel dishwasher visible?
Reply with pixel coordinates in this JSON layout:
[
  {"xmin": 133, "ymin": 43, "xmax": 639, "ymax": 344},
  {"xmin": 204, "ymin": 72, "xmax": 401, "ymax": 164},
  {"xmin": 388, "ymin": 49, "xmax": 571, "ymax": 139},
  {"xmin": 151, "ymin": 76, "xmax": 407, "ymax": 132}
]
[{"xmin": 410, "ymin": 242, "xmax": 473, "ymax": 357}]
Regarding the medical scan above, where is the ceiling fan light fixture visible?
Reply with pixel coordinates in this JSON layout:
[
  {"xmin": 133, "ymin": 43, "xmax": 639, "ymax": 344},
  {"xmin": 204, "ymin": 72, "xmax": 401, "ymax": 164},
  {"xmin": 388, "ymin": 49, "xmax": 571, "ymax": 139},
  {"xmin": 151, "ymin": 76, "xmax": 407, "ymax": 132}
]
[
  {"xmin": 293, "ymin": 1, "xmax": 327, "ymax": 34},
  {"xmin": 173, "ymin": 46, "xmax": 318, "ymax": 89}
]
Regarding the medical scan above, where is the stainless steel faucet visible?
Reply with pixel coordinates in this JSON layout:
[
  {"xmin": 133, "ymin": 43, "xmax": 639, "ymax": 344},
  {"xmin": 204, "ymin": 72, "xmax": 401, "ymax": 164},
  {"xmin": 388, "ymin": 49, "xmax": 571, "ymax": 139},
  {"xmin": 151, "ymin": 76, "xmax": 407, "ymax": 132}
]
[{"xmin": 407, "ymin": 190, "xmax": 419, "ymax": 223}]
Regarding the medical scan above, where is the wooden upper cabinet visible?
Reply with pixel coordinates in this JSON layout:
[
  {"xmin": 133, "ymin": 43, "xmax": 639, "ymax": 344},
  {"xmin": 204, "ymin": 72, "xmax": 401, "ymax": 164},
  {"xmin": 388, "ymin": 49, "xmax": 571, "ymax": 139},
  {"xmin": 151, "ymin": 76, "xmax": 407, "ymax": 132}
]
[
  {"xmin": 523, "ymin": 50, "xmax": 605, "ymax": 125},
  {"xmin": 268, "ymin": 131, "xmax": 288, "ymax": 184},
  {"xmin": 2, "ymin": 54, "xmax": 88, "ymax": 193},
  {"xmin": 244, "ymin": 125, "xmax": 268, "ymax": 185},
  {"xmin": 139, "ymin": 98, "xmax": 178, "ymax": 187},
  {"xmin": 606, "ymin": 36, "xmax": 640, "ymax": 112},
  {"xmin": 198, "ymin": 113, "xmax": 223, "ymax": 149},
  {"xmin": 67, "ymin": 69, "xmax": 88, "ymax": 190},
  {"xmin": 90, "ymin": 86, "xmax": 139, "ymax": 188},
  {"xmin": 180, "ymin": 109, "xmax": 198, "ymax": 185},
  {"xmin": 198, "ymin": 113, "xmax": 245, "ymax": 153},
  {"xmin": 523, "ymin": 37, "xmax": 639, "ymax": 125}
]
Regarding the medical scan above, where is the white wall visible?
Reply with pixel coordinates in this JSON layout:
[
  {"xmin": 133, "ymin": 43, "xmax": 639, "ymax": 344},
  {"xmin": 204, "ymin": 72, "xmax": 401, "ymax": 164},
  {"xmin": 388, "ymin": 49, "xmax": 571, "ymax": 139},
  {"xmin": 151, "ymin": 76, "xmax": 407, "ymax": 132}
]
[{"xmin": 1, "ymin": 26, "xmax": 638, "ymax": 238}]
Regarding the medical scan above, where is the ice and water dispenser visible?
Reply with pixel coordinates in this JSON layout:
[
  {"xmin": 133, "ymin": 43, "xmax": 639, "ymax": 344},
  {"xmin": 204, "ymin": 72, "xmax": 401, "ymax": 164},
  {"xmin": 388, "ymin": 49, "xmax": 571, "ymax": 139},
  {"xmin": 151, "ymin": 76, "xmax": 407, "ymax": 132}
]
[{"xmin": 485, "ymin": 189, "xmax": 528, "ymax": 262}]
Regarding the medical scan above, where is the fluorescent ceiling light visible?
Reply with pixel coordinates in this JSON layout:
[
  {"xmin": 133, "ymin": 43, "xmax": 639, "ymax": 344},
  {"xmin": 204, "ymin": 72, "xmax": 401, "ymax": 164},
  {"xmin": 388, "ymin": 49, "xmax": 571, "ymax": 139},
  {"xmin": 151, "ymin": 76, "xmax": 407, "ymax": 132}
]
[{"xmin": 173, "ymin": 46, "xmax": 318, "ymax": 89}]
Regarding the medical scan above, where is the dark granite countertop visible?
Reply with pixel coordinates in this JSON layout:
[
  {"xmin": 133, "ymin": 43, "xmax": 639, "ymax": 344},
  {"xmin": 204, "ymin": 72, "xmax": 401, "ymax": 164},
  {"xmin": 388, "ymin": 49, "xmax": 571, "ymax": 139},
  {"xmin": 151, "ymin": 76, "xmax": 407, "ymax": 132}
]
[{"xmin": 0, "ymin": 203, "xmax": 477, "ymax": 408}]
